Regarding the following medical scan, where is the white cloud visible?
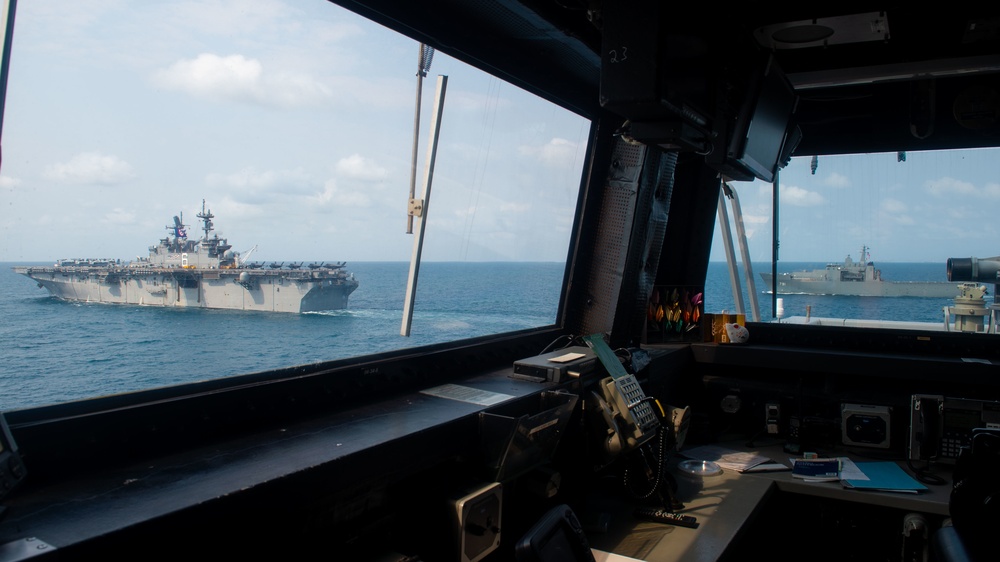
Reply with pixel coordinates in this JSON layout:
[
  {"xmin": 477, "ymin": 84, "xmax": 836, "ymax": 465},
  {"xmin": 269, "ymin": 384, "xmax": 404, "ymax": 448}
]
[
  {"xmin": 779, "ymin": 184, "xmax": 825, "ymax": 207},
  {"xmin": 311, "ymin": 21, "xmax": 366, "ymax": 44},
  {"xmin": 214, "ymin": 197, "xmax": 265, "ymax": 220},
  {"xmin": 206, "ymin": 167, "xmax": 308, "ymax": 188},
  {"xmin": 823, "ymin": 172, "xmax": 850, "ymax": 188},
  {"xmin": 880, "ymin": 198, "xmax": 908, "ymax": 214},
  {"xmin": 926, "ymin": 177, "xmax": 977, "ymax": 197},
  {"xmin": 0, "ymin": 175, "xmax": 21, "ymax": 188},
  {"xmin": 261, "ymin": 72, "xmax": 335, "ymax": 108},
  {"xmin": 1, "ymin": 1, "xmax": 591, "ymax": 263},
  {"xmin": 879, "ymin": 198, "xmax": 915, "ymax": 225},
  {"xmin": 205, "ymin": 167, "xmax": 316, "ymax": 202},
  {"xmin": 162, "ymin": 0, "xmax": 364, "ymax": 46},
  {"xmin": 446, "ymin": 89, "xmax": 513, "ymax": 112},
  {"xmin": 335, "ymin": 154, "xmax": 388, "ymax": 182},
  {"xmin": 103, "ymin": 208, "xmax": 137, "ymax": 225},
  {"xmin": 454, "ymin": 206, "xmax": 477, "ymax": 218},
  {"xmin": 43, "ymin": 152, "xmax": 135, "ymax": 185},
  {"xmin": 154, "ymin": 53, "xmax": 261, "ymax": 97},
  {"xmin": 946, "ymin": 208, "xmax": 968, "ymax": 220},
  {"xmin": 499, "ymin": 201, "xmax": 530, "ymax": 213},
  {"xmin": 151, "ymin": 53, "xmax": 332, "ymax": 107},
  {"xmin": 313, "ymin": 178, "xmax": 370, "ymax": 207},
  {"xmin": 519, "ymin": 138, "xmax": 580, "ymax": 168},
  {"xmin": 165, "ymin": 0, "xmax": 300, "ymax": 36}
]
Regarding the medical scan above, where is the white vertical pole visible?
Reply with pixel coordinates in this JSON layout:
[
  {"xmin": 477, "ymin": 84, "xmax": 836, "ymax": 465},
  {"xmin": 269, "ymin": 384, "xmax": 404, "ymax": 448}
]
[
  {"xmin": 717, "ymin": 188, "xmax": 744, "ymax": 314},
  {"xmin": 0, "ymin": 0, "xmax": 17, "ymax": 145},
  {"xmin": 401, "ymin": 75, "xmax": 447, "ymax": 336},
  {"xmin": 407, "ymin": 45, "xmax": 427, "ymax": 234},
  {"xmin": 728, "ymin": 187, "xmax": 761, "ymax": 322}
]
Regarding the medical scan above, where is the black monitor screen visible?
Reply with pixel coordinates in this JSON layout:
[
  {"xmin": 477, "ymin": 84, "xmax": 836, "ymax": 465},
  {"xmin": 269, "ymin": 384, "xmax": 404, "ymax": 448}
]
[{"xmin": 729, "ymin": 57, "xmax": 797, "ymax": 183}]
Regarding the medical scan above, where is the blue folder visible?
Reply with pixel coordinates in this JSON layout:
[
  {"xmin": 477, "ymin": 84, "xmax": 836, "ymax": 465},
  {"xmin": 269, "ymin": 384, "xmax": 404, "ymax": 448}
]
[{"xmin": 841, "ymin": 461, "xmax": 928, "ymax": 493}]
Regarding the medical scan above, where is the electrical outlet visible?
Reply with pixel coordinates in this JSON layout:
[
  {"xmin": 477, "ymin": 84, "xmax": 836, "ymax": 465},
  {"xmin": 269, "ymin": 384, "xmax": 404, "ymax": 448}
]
[{"xmin": 766, "ymin": 402, "xmax": 780, "ymax": 434}]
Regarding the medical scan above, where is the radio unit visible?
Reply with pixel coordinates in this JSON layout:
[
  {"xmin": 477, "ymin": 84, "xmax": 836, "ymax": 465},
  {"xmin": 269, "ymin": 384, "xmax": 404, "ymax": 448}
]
[{"xmin": 908, "ymin": 395, "xmax": 1000, "ymax": 463}]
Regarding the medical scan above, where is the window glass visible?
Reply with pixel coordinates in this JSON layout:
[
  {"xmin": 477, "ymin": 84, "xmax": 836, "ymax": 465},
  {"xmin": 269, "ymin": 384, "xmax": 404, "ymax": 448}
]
[
  {"xmin": 0, "ymin": 1, "xmax": 589, "ymax": 409},
  {"xmin": 710, "ymin": 149, "xmax": 1000, "ymax": 331}
]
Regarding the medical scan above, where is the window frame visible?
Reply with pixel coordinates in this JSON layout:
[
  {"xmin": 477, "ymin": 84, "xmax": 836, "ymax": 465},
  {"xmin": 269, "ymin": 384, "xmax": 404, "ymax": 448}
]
[{"xmin": 0, "ymin": 0, "xmax": 603, "ymax": 483}]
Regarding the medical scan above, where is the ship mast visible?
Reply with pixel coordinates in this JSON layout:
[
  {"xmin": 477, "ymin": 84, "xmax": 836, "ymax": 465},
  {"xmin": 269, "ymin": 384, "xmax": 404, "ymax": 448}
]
[{"xmin": 197, "ymin": 199, "xmax": 215, "ymax": 242}]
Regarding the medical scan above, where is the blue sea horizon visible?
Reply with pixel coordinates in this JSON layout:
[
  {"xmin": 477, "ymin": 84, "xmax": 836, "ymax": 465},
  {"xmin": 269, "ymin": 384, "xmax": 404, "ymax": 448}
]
[{"xmin": 0, "ymin": 260, "xmax": 960, "ymax": 410}]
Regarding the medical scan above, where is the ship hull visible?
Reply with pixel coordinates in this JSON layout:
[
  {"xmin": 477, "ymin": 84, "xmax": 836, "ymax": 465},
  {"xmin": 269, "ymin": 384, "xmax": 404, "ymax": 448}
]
[
  {"xmin": 760, "ymin": 272, "xmax": 959, "ymax": 298},
  {"xmin": 14, "ymin": 266, "xmax": 357, "ymax": 313}
]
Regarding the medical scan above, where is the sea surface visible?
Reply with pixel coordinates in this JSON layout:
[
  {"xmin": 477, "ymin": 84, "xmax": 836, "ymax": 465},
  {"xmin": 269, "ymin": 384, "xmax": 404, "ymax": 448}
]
[
  {"xmin": 0, "ymin": 262, "xmax": 563, "ymax": 410},
  {"xmin": 706, "ymin": 261, "xmax": 960, "ymax": 325},
  {"xmin": 0, "ymin": 260, "xmax": 962, "ymax": 410}
]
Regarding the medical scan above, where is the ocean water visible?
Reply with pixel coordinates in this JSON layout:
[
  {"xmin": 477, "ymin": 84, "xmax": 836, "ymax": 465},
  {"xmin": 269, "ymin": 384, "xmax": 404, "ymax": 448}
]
[
  {"xmin": 707, "ymin": 261, "xmax": 960, "ymax": 324},
  {"xmin": 0, "ymin": 260, "xmax": 961, "ymax": 410},
  {"xmin": 0, "ymin": 262, "xmax": 563, "ymax": 410}
]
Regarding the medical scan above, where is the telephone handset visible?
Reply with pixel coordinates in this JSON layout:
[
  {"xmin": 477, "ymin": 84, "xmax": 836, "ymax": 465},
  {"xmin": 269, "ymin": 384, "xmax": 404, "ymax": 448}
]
[
  {"xmin": 595, "ymin": 374, "xmax": 659, "ymax": 454},
  {"xmin": 583, "ymin": 334, "xmax": 659, "ymax": 457},
  {"xmin": 583, "ymin": 335, "xmax": 687, "ymax": 509},
  {"xmin": 909, "ymin": 394, "xmax": 943, "ymax": 461}
]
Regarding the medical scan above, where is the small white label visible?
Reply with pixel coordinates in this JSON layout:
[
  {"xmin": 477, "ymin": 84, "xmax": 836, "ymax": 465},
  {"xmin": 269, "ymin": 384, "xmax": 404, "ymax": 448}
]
[
  {"xmin": 420, "ymin": 383, "xmax": 514, "ymax": 406},
  {"xmin": 549, "ymin": 352, "xmax": 586, "ymax": 363}
]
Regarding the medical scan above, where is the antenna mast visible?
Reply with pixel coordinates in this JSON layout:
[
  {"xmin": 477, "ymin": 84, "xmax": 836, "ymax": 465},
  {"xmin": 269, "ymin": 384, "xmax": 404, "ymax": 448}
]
[
  {"xmin": 197, "ymin": 199, "xmax": 215, "ymax": 241},
  {"xmin": 407, "ymin": 44, "xmax": 434, "ymax": 234}
]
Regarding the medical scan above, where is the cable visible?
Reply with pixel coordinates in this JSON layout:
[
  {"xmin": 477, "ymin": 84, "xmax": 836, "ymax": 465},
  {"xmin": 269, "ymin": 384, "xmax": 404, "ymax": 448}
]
[
  {"xmin": 906, "ymin": 458, "xmax": 947, "ymax": 486},
  {"xmin": 623, "ymin": 428, "xmax": 667, "ymax": 500},
  {"xmin": 539, "ymin": 334, "xmax": 576, "ymax": 354}
]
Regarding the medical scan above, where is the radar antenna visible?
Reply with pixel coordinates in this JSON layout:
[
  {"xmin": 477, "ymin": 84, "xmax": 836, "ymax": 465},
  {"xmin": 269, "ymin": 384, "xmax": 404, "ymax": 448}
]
[{"xmin": 196, "ymin": 199, "xmax": 215, "ymax": 241}]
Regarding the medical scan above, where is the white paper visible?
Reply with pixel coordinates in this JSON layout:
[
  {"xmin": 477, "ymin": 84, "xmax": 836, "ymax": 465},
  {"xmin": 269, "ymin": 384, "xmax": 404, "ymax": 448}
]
[
  {"xmin": 681, "ymin": 444, "xmax": 770, "ymax": 472},
  {"xmin": 550, "ymin": 352, "xmax": 586, "ymax": 363}
]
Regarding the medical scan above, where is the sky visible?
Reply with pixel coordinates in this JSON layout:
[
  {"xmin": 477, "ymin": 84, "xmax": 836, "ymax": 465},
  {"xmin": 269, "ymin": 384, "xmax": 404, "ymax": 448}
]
[
  {"xmin": 1, "ymin": 1, "xmax": 997, "ymax": 268},
  {"xmin": 712, "ymin": 147, "xmax": 1000, "ymax": 264},
  {"xmin": 0, "ymin": 0, "xmax": 590, "ymax": 264}
]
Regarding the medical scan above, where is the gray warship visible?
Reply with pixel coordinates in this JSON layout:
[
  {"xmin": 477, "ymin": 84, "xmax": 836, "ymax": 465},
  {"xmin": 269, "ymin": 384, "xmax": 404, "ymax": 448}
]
[
  {"xmin": 760, "ymin": 246, "xmax": 960, "ymax": 298},
  {"xmin": 13, "ymin": 201, "xmax": 359, "ymax": 313}
]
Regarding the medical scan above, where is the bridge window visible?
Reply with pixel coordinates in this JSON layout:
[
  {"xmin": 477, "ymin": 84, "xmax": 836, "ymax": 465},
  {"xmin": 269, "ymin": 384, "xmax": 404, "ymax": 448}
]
[
  {"xmin": 710, "ymin": 149, "xmax": 1000, "ymax": 333},
  {"xmin": 0, "ymin": 1, "xmax": 589, "ymax": 409}
]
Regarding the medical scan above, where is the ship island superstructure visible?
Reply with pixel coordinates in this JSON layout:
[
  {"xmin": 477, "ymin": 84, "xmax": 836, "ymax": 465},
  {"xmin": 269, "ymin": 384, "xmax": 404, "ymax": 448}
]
[
  {"xmin": 13, "ymin": 201, "xmax": 359, "ymax": 313},
  {"xmin": 760, "ymin": 245, "xmax": 960, "ymax": 298}
]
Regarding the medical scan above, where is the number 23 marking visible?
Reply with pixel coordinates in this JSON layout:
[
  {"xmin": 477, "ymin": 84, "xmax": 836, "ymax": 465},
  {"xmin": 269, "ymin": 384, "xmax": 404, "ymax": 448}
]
[{"xmin": 609, "ymin": 46, "xmax": 628, "ymax": 63}]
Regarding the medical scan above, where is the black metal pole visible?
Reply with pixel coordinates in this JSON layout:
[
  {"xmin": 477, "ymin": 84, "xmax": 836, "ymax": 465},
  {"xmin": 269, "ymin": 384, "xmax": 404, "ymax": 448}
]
[
  {"xmin": 0, "ymin": 1, "xmax": 19, "ymax": 172},
  {"xmin": 771, "ymin": 170, "xmax": 779, "ymax": 319}
]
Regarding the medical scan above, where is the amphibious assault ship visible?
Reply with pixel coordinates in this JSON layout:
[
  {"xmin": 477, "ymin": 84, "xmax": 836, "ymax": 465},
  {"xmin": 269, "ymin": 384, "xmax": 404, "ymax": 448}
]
[
  {"xmin": 760, "ymin": 246, "xmax": 960, "ymax": 298},
  {"xmin": 13, "ymin": 201, "xmax": 359, "ymax": 313}
]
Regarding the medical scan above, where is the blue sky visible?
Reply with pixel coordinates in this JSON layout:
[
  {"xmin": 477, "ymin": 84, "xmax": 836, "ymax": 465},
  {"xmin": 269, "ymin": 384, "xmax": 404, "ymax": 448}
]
[
  {"xmin": 2, "ymin": 1, "xmax": 995, "ymax": 268},
  {"xmin": 712, "ymin": 147, "xmax": 1000, "ymax": 264},
  {"xmin": 0, "ymin": 0, "xmax": 589, "ymax": 263}
]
